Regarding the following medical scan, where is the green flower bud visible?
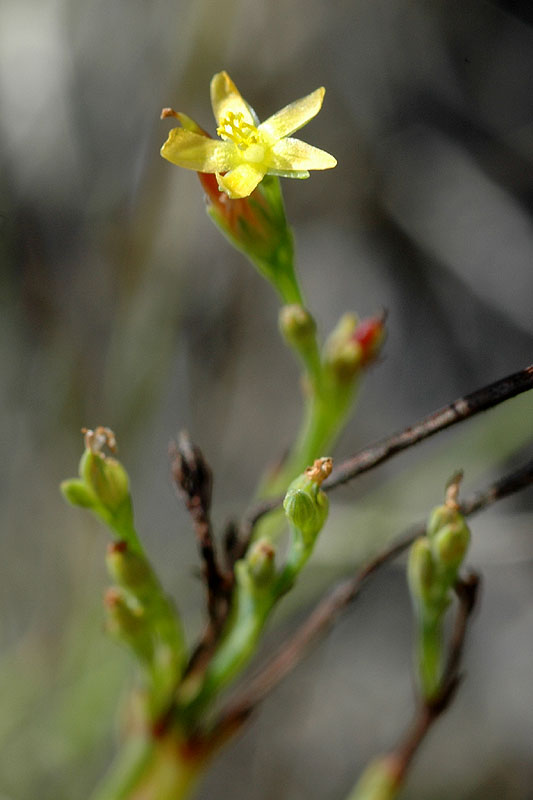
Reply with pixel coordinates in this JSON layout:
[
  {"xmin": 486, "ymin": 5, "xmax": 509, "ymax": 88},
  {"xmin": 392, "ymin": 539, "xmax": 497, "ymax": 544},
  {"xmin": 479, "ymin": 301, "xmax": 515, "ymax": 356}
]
[
  {"xmin": 283, "ymin": 458, "xmax": 332, "ymax": 540},
  {"xmin": 323, "ymin": 313, "xmax": 363, "ymax": 381},
  {"xmin": 104, "ymin": 588, "xmax": 154, "ymax": 664},
  {"xmin": 80, "ymin": 450, "xmax": 130, "ymax": 514},
  {"xmin": 60, "ymin": 479, "xmax": 96, "ymax": 509},
  {"xmin": 246, "ymin": 539, "xmax": 276, "ymax": 587},
  {"xmin": 106, "ymin": 541, "xmax": 154, "ymax": 594},
  {"xmin": 279, "ymin": 305, "xmax": 316, "ymax": 347},
  {"xmin": 432, "ymin": 520, "xmax": 470, "ymax": 571},
  {"xmin": 327, "ymin": 312, "xmax": 358, "ymax": 341},
  {"xmin": 284, "ymin": 489, "xmax": 322, "ymax": 537},
  {"xmin": 200, "ymin": 171, "xmax": 302, "ymax": 305},
  {"xmin": 105, "ymin": 588, "xmax": 144, "ymax": 637},
  {"xmin": 407, "ymin": 537, "xmax": 435, "ymax": 608},
  {"xmin": 328, "ymin": 340, "xmax": 363, "ymax": 381},
  {"xmin": 426, "ymin": 503, "xmax": 458, "ymax": 540},
  {"xmin": 427, "ymin": 472, "xmax": 464, "ymax": 539}
]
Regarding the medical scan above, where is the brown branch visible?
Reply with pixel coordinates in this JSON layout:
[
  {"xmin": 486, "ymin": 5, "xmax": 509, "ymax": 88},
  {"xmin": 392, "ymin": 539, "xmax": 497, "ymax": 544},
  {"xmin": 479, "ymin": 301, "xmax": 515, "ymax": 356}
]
[
  {"xmin": 223, "ymin": 518, "xmax": 247, "ymax": 570},
  {"xmin": 324, "ymin": 364, "xmax": 533, "ymax": 490},
  {"xmin": 236, "ymin": 364, "xmax": 533, "ymax": 553},
  {"xmin": 216, "ymin": 459, "xmax": 533, "ymax": 731},
  {"xmin": 170, "ymin": 432, "xmax": 229, "ymax": 628},
  {"xmin": 389, "ymin": 573, "xmax": 480, "ymax": 787}
]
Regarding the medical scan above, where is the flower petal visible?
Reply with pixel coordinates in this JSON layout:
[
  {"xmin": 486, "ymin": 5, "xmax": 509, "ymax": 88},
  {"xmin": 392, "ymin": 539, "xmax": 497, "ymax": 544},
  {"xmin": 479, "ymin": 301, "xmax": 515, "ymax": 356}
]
[
  {"xmin": 216, "ymin": 163, "xmax": 266, "ymax": 199},
  {"xmin": 267, "ymin": 168, "xmax": 310, "ymax": 179},
  {"xmin": 210, "ymin": 71, "xmax": 255, "ymax": 127},
  {"xmin": 259, "ymin": 87, "xmax": 325, "ymax": 140},
  {"xmin": 270, "ymin": 138, "xmax": 337, "ymax": 171},
  {"xmin": 161, "ymin": 128, "xmax": 235, "ymax": 172},
  {"xmin": 175, "ymin": 112, "xmax": 210, "ymax": 137}
]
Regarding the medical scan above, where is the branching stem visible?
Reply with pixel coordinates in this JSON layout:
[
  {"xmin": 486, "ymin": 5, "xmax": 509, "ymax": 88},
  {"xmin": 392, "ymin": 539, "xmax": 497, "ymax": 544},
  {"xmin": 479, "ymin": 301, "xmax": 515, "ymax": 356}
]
[{"xmin": 216, "ymin": 459, "xmax": 533, "ymax": 729}]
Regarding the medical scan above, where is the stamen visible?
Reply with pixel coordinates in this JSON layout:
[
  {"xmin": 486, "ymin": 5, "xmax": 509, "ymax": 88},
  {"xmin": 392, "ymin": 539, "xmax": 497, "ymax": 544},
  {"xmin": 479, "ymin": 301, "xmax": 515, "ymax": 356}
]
[
  {"xmin": 217, "ymin": 111, "xmax": 260, "ymax": 149},
  {"xmin": 82, "ymin": 426, "xmax": 117, "ymax": 456}
]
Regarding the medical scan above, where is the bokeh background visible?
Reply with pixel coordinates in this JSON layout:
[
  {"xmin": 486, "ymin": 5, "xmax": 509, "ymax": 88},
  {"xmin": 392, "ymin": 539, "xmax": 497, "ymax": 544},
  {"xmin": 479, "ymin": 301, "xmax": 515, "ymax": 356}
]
[{"xmin": 1, "ymin": 0, "xmax": 533, "ymax": 798}]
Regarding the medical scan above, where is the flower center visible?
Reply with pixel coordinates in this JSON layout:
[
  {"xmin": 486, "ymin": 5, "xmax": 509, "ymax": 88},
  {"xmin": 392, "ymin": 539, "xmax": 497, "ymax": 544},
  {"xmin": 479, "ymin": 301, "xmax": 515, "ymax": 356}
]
[
  {"xmin": 217, "ymin": 111, "xmax": 266, "ymax": 163},
  {"xmin": 217, "ymin": 111, "xmax": 259, "ymax": 146}
]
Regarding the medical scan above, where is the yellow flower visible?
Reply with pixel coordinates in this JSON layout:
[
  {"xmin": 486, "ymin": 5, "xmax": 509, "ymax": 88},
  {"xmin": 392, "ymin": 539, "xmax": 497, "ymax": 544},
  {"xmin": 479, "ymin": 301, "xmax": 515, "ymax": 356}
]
[{"xmin": 161, "ymin": 71, "xmax": 337, "ymax": 199}]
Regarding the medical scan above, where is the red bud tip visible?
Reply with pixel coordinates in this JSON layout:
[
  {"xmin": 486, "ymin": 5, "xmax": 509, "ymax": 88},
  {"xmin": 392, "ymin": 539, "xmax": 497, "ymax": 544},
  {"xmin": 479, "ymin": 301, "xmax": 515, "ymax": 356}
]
[
  {"xmin": 108, "ymin": 540, "xmax": 128, "ymax": 555},
  {"xmin": 353, "ymin": 314, "xmax": 386, "ymax": 365}
]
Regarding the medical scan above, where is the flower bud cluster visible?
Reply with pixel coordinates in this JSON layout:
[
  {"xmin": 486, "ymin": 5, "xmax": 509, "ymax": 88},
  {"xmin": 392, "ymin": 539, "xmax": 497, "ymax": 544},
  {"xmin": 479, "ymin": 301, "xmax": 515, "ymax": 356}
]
[
  {"xmin": 61, "ymin": 427, "xmax": 134, "ymax": 539},
  {"xmin": 409, "ymin": 488, "xmax": 470, "ymax": 613},
  {"xmin": 62, "ymin": 429, "xmax": 186, "ymax": 704},
  {"xmin": 104, "ymin": 543, "xmax": 160, "ymax": 666},
  {"xmin": 408, "ymin": 476, "xmax": 470, "ymax": 699}
]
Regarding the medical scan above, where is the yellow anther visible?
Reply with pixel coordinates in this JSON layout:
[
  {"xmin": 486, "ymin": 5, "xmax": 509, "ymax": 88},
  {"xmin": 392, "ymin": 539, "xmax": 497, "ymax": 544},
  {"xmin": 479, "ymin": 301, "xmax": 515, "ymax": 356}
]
[{"xmin": 216, "ymin": 111, "xmax": 260, "ymax": 148}]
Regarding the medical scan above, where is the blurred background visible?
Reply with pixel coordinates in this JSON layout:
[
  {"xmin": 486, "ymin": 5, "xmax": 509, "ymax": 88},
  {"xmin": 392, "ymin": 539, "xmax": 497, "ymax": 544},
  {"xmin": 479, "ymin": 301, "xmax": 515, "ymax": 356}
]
[{"xmin": 1, "ymin": 0, "xmax": 533, "ymax": 797}]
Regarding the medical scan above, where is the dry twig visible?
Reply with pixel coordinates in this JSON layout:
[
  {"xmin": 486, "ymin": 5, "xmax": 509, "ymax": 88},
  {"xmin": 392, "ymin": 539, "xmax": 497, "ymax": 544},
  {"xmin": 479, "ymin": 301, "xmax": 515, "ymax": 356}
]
[
  {"xmin": 325, "ymin": 364, "xmax": 533, "ymax": 490},
  {"xmin": 170, "ymin": 432, "xmax": 230, "ymax": 634}
]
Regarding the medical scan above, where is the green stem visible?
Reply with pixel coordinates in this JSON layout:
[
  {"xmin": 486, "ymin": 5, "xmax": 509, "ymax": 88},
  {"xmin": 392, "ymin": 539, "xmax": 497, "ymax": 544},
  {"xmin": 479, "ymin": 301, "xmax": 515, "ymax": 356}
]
[
  {"xmin": 418, "ymin": 617, "xmax": 444, "ymax": 701},
  {"xmin": 179, "ymin": 562, "xmax": 276, "ymax": 720},
  {"xmin": 255, "ymin": 379, "xmax": 359, "ymax": 542},
  {"xmin": 91, "ymin": 730, "xmax": 207, "ymax": 800},
  {"xmin": 191, "ymin": 601, "xmax": 272, "ymax": 716},
  {"xmin": 198, "ymin": 529, "xmax": 311, "ymax": 708},
  {"xmin": 345, "ymin": 757, "xmax": 400, "ymax": 800},
  {"xmin": 284, "ymin": 386, "xmax": 354, "ymax": 479},
  {"xmin": 237, "ymin": 182, "xmax": 360, "ymax": 535},
  {"xmin": 266, "ymin": 255, "xmax": 304, "ymax": 305},
  {"xmin": 90, "ymin": 736, "xmax": 156, "ymax": 800}
]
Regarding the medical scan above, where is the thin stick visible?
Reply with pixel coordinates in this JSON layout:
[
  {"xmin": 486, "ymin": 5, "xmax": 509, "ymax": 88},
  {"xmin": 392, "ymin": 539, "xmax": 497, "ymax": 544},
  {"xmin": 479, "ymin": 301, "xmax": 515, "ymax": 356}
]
[
  {"xmin": 237, "ymin": 364, "xmax": 533, "ymax": 552},
  {"xmin": 217, "ymin": 459, "xmax": 533, "ymax": 728},
  {"xmin": 325, "ymin": 364, "xmax": 533, "ymax": 491}
]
